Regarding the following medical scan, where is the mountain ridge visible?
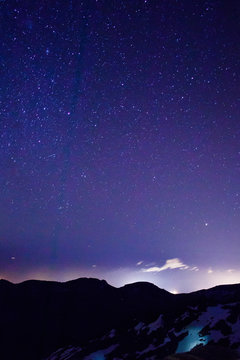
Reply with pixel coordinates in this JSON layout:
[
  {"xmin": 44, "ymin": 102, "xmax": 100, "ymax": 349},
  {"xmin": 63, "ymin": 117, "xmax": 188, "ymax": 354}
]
[
  {"xmin": 2, "ymin": 276, "xmax": 240, "ymax": 294},
  {"xmin": 1, "ymin": 277, "xmax": 240, "ymax": 359}
]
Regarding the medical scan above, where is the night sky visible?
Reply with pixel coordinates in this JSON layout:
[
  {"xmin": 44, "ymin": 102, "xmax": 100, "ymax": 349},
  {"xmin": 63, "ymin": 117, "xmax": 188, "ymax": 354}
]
[{"xmin": 1, "ymin": 0, "xmax": 240, "ymax": 292}]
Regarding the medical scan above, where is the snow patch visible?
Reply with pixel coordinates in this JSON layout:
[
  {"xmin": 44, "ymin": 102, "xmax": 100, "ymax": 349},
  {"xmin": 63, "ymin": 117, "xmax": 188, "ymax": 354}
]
[
  {"xmin": 176, "ymin": 326, "xmax": 208, "ymax": 353},
  {"xmin": 134, "ymin": 321, "xmax": 145, "ymax": 334},
  {"xmin": 108, "ymin": 329, "xmax": 116, "ymax": 338},
  {"xmin": 83, "ymin": 344, "xmax": 118, "ymax": 360},
  {"xmin": 147, "ymin": 314, "xmax": 163, "ymax": 334},
  {"xmin": 176, "ymin": 305, "xmax": 231, "ymax": 353},
  {"xmin": 46, "ymin": 346, "xmax": 82, "ymax": 360}
]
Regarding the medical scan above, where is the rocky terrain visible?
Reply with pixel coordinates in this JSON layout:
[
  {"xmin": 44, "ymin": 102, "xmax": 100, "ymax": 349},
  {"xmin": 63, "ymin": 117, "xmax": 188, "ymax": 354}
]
[{"xmin": 1, "ymin": 278, "xmax": 240, "ymax": 359}]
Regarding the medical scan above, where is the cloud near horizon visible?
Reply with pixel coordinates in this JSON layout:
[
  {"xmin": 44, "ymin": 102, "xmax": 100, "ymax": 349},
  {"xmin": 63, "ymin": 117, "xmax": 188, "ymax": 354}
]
[{"xmin": 142, "ymin": 258, "xmax": 190, "ymax": 272}]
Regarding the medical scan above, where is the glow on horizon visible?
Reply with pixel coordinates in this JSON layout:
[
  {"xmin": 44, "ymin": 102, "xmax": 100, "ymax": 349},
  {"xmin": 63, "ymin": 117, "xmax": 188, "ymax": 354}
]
[{"xmin": 2, "ymin": 266, "xmax": 240, "ymax": 293}]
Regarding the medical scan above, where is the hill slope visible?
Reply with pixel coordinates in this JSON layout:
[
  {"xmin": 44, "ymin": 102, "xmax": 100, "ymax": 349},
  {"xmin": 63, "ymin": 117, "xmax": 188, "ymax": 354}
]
[{"xmin": 1, "ymin": 278, "xmax": 240, "ymax": 359}]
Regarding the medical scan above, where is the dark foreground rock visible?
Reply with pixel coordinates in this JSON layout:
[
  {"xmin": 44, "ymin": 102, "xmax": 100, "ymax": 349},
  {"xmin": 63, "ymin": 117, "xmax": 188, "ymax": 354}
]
[{"xmin": 1, "ymin": 278, "xmax": 240, "ymax": 359}]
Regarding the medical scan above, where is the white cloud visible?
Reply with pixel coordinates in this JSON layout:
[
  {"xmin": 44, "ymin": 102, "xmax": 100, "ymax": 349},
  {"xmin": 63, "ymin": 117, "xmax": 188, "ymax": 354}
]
[
  {"xmin": 208, "ymin": 268, "xmax": 213, "ymax": 274},
  {"xmin": 136, "ymin": 261, "xmax": 143, "ymax": 266},
  {"xmin": 191, "ymin": 266, "xmax": 199, "ymax": 271},
  {"xmin": 142, "ymin": 258, "xmax": 189, "ymax": 273}
]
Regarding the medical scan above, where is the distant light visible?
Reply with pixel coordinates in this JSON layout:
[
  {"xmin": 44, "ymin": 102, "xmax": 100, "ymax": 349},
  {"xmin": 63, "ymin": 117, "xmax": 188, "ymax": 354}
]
[
  {"xmin": 11, "ymin": 256, "xmax": 15, "ymax": 260},
  {"xmin": 205, "ymin": 222, "xmax": 208, "ymax": 226},
  {"xmin": 171, "ymin": 289, "xmax": 178, "ymax": 294}
]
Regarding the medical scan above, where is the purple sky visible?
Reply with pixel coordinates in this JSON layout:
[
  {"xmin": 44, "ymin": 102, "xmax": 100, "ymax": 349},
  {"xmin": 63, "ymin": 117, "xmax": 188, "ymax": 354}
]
[{"xmin": 1, "ymin": 0, "xmax": 240, "ymax": 292}]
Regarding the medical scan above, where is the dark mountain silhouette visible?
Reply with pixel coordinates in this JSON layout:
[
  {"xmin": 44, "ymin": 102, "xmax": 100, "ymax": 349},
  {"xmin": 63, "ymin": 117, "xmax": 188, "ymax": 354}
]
[{"xmin": 1, "ymin": 278, "xmax": 240, "ymax": 360}]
